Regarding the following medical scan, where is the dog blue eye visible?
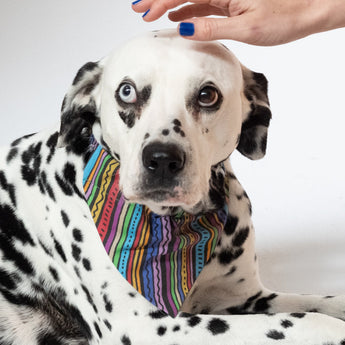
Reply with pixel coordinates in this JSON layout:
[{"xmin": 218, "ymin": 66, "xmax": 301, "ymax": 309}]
[
  {"xmin": 198, "ymin": 86, "xmax": 219, "ymax": 107},
  {"xmin": 119, "ymin": 83, "xmax": 137, "ymax": 103}
]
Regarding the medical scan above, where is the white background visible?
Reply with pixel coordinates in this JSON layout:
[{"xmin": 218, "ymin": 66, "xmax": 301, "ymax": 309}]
[{"xmin": 1, "ymin": 0, "xmax": 345, "ymax": 295}]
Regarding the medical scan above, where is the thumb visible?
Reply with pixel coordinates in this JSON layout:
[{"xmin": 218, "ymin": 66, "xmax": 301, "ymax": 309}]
[{"xmin": 178, "ymin": 16, "xmax": 255, "ymax": 43}]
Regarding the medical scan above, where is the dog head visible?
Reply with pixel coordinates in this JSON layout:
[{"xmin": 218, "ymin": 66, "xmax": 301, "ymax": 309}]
[{"xmin": 59, "ymin": 30, "xmax": 271, "ymax": 214}]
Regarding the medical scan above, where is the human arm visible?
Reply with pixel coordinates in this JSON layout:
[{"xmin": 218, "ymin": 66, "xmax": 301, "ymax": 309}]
[{"xmin": 132, "ymin": 0, "xmax": 345, "ymax": 45}]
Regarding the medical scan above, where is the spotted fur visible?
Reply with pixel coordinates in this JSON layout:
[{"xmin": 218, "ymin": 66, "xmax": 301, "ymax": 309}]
[{"xmin": 1, "ymin": 30, "xmax": 345, "ymax": 345}]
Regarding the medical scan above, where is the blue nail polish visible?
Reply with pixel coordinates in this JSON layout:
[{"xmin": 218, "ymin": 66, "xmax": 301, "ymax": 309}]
[
  {"xmin": 142, "ymin": 9, "xmax": 150, "ymax": 17},
  {"xmin": 179, "ymin": 23, "xmax": 195, "ymax": 36},
  {"xmin": 132, "ymin": 0, "xmax": 142, "ymax": 5}
]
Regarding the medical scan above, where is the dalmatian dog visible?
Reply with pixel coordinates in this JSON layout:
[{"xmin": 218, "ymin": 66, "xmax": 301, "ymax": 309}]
[{"xmin": 1, "ymin": 29, "xmax": 345, "ymax": 345}]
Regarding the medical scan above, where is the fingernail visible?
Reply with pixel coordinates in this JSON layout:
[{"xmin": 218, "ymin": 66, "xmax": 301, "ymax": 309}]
[
  {"xmin": 179, "ymin": 22, "xmax": 195, "ymax": 36},
  {"xmin": 142, "ymin": 9, "xmax": 150, "ymax": 17},
  {"xmin": 132, "ymin": 0, "xmax": 142, "ymax": 5}
]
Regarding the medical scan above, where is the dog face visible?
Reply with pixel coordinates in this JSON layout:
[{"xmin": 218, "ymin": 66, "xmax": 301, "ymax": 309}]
[{"xmin": 59, "ymin": 30, "xmax": 271, "ymax": 214}]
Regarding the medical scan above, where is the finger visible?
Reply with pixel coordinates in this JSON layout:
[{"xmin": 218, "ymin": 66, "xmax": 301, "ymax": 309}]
[
  {"xmin": 134, "ymin": 0, "xmax": 187, "ymax": 21},
  {"xmin": 135, "ymin": 0, "xmax": 212, "ymax": 22},
  {"xmin": 168, "ymin": 4, "xmax": 227, "ymax": 22},
  {"xmin": 177, "ymin": 15, "xmax": 259, "ymax": 44},
  {"xmin": 131, "ymin": 0, "xmax": 152, "ymax": 13}
]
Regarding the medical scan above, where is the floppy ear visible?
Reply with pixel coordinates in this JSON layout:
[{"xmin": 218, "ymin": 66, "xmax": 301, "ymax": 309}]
[
  {"xmin": 237, "ymin": 66, "xmax": 272, "ymax": 160},
  {"xmin": 58, "ymin": 61, "xmax": 103, "ymax": 153}
]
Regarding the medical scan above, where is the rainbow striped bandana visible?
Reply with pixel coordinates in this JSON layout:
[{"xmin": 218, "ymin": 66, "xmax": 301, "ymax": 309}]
[{"xmin": 83, "ymin": 141, "xmax": 228, "ymax": 317}]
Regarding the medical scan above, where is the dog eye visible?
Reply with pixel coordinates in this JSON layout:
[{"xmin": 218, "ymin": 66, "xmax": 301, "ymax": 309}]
[
  {"xmin": 118, "ymin": 83, "xmax": 137, "ymax": 103},
  {"xmin": 198, "ymin": 86, "xmax": 219, "ymax": 107}
]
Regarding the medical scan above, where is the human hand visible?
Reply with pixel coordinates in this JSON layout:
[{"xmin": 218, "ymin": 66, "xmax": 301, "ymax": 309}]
[{"xmin": 132, "ymin": 0, "xmax": 345, "ymax": 46}]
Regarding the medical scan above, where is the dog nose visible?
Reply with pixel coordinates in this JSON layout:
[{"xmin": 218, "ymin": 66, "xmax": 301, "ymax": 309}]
[{"xmin": 142, "ymin": 143, "xmax": 185, "ymax": 177}]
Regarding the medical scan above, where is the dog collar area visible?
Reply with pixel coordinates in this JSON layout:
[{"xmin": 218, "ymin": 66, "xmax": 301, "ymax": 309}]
[{"xmin": 83, "ymin": 140, "xmax": 229, "ymax": 317}]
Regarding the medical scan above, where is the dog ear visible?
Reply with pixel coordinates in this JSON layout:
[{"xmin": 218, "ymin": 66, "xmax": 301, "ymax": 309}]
[
  {"xmin": 58, "ymin": 61, "xmax": 103, "ymax": 152},
  {"xmin": 237, "ymin": 66, "xmax": 272, "ymax": 160}
]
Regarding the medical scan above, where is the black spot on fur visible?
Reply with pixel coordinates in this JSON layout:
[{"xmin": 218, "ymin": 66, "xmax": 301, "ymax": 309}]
[
  {"xmin": 179, "ymin": 312, "xmax": 192, "ymax": 318},
  {"xmin": 173, "ymin": 119, "xmax": 182, "ymax": 127},
  {"xmin": 281, "ymin": 319, "xmax": 293, "ymax": 328},
  {"xmin": 254, "ymin": 293, "xmax": 278, "ymax": 312},
  {"xmin": 162, "ymin": 129, "xmax": 170, "ymax": 136},
  {"xmin": 63, "ymin": 163, "xmax": 77, "ymax": 185},
  {"xmin": 53, "ymin": 237, "xmax": 67, "ymax": 263},
  {"xmin": 207, "ymin": 318, "xmax": 229, "ymax": 335},
  {"xmin": 173, "ymin": 125, "xmax": 181, "ymax": 134},
  {"xmin": 0, "ymin": 171, "xmax": 17, "ymax": 206},
  {"xmin": 74, "ymin": 266, "xmax": 81, "ymax": 279},
  {"xmin": 39, "ymin": 170, "xmax": 56, "ymax": 201},
  {"xmin": 94, "ymin": 322, "xmax": 102, "ymax": 338},
  {"xmin": 246, "ymin": 291, "xmax": 263, "ymax": 304},
  {"xmin": 0, "ymin": 268, "xmax": 18, "ymax": 289},
  {"xmin": 121, "ymin": 335, "xmax": 132, "ymax": 345},
  {"xmin": 237, "ymin": 105, "xmax": 271, "ymax": 159},
  {"xmin": 252, "ymin": 72, "xmax": 269, "ymax": 96},
  {"xmin": 0, "ymin": 288, "xmax": 36, "ymax": 309},
  {"xmin": 82, "ymin": 258, "xmax": 92, "ymax": 271},
  {"xmin": 104, "ymin": 319, "xmax": 112, "ymax": 330},
  {"xmin": 73, "ymin": 228, "xmax": 83, "ymax": 242},
  {"xmin": 72, "ymin": 244, "xmax": 82, "ymax": 262},
  {"xmin": 60, "ymin": 103, "xmax": 96, "ymax": 157},
  {"xmin": 81, "ymin": 284, "xmax": 98, "ymax": 314},
  {"xmin": 72, "ymin": 62, "xmax": 99, "ymax": 85},
  {"xmin": 39, "ymin": 239, "xmax": 53, "ymax": 257},
  {"xmin": 21, "ymin": 164, "xmax": 37, "ymax": 186},
  {"xmin": 55, "ymin": 172, "xmax": 74, "ymax": 196},
  {"xmin": 21, "ymin": 142, "xmax": 42, "ymax": 185},
  {"xmin": 208, "ymin": 164, "xmax": 227, "ymax": 210},
  {"xmin": 150, "ymin": 310, "xmax": 168, "ymax": 319},
  {"xmin": 266, "ymin": 330, "xmax": 285, "ymax": 340},
  {"xmin": 200, "ymin": 308, "xmax": 211, "ymax": 314},
  {"xmin": 232, "ymin": 227, "xmax": 250, "ymax": 247},
  {"xmin": 55, "ymin": 165, "xmax": 84, "ymax": 199},
  {"xmin": 46, "ymin": 131, "xmax": 59, "ymax": 163},
  {"xmin": 225, "ymin": 266, "xmax": 237, "ymax": 276},
  {"xmin": 49, "ymin": 266, "xmax": 60, "ymax": 282},
  {"xmin": 188, "ymin": 316, "xmax": 201, "ymax": 327},
  {"xmin": 0, "ymin": 203, "xmax": 35, "ymax": 247},
  {"xmin": 119, "ymin": 111, "xmax": 136, "ymax": 128},
  {"xmin": 290, "ymin": 312, "xmax": 306, "ymax": 318},
  {"xmin": 157, "ymin": 326, "xmax": 167, "ymax": 336},
  {"xmin": 61, "ymin": 210, "xmax": 70, "ymax": 227},
  {"xmin": 173, "ymin": 325, "xmax": 180, "ymax": 332},
  {"xmin": 227, "ymin": 291, "xmax": 263, "ymax": 315},
  {"xmin": 103, "ymin": 294, "xmax": 113, "ymax": 313},
  {"xmin": 218, "ymin": 248, "xmax": 244, "ymax": 265},
  {"xmin": 6, "ymin": 147, "xmax": 18, "ymax": 163},
  {"xmin": 140, "ymin": 86, "xmax": 152, "ymax": 106},
  {"xmin": 224, "ymin": 215, "xmax": 239, "ymax": 236},
  {"xmin": 11, "ymin": 133, "xmax": 35, "ymax": 147}
]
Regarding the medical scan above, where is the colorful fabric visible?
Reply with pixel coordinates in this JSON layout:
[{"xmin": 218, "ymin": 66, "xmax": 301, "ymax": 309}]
[{"xmin": 83, "ymin": 141, "xmax": 228, "ymax": 317}]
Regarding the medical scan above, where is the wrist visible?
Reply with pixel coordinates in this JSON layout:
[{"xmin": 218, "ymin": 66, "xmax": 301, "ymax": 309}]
[{"xmin": 304, "ymin": 0, "xmax": 345, "ymax": 36}]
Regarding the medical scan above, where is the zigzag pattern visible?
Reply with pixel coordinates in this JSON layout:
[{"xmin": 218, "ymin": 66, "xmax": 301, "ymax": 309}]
[{"xmin": 83, "ymin": 142, "xmax": 228, "ymax": 317}]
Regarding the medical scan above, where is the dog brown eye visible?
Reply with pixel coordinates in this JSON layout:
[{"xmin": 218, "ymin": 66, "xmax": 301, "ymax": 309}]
[
  {"xmin": 198, "ymin": 86, "xmax": 219, "ymax": 107},
  {"xmin": 119, "ymin": 83, "xmax": 137, "ymax": 104}
]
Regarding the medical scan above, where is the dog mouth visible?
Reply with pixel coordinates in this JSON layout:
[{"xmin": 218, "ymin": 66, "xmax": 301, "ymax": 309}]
[
  {"xmin": 139, "ymin": 187, "xmax": 185, "ymax": 205},
  {"xmin": 126, "ymin": 185, "xmax": 199, "ymax": 209}
]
